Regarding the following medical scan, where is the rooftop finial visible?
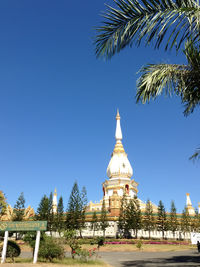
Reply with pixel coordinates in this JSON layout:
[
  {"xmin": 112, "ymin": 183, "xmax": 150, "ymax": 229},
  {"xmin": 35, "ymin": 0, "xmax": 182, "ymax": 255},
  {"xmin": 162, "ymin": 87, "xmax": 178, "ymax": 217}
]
[
  {"xmin": 54, "ymin": 188, "xmax": 57, "ymax": 196},
  {"xmin": 115, "ymin": 110, "xmax": 122, "ymax": 141},
  {"xmin": 116, "ymin": 109, "xmax": 120, "ymax": 120}
]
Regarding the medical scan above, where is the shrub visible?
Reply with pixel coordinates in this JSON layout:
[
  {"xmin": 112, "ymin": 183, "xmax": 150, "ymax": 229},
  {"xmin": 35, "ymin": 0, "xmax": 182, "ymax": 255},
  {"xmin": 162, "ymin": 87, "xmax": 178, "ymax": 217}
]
[
  {"xmin": 6, "ymin": 240, "xmax": 21, "ymax": 262},
  {"xmin": 64, "ymin": 229, "xmax": 81, "ymax": 259},
  {"xmin": 96, "ymin": 236, "xmax": 104, "ymax": 248},
  {"xmin": 136, "ymin": 240, "xmax": 143, "ymax": 250},
  {"xmin": 38, "ymin": 236, "xmax": 65, "ymax": 262}
]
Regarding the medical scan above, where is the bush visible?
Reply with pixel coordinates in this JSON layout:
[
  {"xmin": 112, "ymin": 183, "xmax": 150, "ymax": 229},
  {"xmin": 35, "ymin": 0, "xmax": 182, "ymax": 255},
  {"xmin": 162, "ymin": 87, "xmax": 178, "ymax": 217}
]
[
  {"xmin": 136, "ymin": 240, "xmax": 143, "ymax": 250},
  {"xmin": 64, "ymin": 230, "xmax": 81, "ymax": 259},
  {"xmin": 96, "ymin": 236, "xmax": 104, "ymax": 248},
  {"xmin": 0, "ymin": 240, "xmax": 21, "ymax": 262},
  {"xmin": 38, "ymin": 236, "xmax": 65, "ymax": 262}
]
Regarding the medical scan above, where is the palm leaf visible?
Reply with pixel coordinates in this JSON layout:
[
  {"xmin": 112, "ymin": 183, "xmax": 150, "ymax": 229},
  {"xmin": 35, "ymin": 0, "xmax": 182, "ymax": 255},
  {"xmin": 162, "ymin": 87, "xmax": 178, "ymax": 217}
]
[
  {"xmin": 136, "ymin": 40, "xmax": 200, "ymax": 115},
  {"xmin": 189, "ymin": 148, "xmax": 200, "ymax": 161},
  {"xmin": 95, "ymin": 0, "xmax": 200, "ymax": 58}
]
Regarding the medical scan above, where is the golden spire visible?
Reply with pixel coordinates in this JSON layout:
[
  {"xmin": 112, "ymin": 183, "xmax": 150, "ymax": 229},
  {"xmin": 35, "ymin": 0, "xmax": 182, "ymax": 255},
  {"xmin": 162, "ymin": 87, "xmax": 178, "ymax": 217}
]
[
  {"xmin": 114, "ymin": 110, "xmax": 125, "ymax": 153},
  {"xmin": 116, "ymin": 109, "xmax": 120, "ymax": 120},
  {"xmin": 54, "ymin": 188, "xmax": 57, "ymax": 196}
]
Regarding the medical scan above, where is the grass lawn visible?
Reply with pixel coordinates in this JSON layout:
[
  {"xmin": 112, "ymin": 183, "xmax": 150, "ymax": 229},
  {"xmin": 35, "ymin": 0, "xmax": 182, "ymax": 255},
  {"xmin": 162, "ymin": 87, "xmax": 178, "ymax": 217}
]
[
  {"xmin": 19, "ymin": 241, "xmax": 195, "ymax": 253},
  {"xmin": 3, "ymin": 257, "xmax": 110, "ymax": 267},
  {"xmin": 77, "ymin": 243, "xmax": 195, "ymax": 252}
]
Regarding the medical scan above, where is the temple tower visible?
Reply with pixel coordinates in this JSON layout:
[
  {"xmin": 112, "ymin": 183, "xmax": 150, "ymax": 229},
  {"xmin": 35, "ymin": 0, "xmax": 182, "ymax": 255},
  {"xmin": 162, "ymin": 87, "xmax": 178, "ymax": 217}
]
[
  {"xmin": 102, "ymin": 110, "xmax": 138, "ymax": 215},
  {"xmin": 186, "ymin": 193, "xmax": 195, "ymax": 215},
  {"xmin": 52, "ymin": 188, "xmax": 58, "ymax": 213}
]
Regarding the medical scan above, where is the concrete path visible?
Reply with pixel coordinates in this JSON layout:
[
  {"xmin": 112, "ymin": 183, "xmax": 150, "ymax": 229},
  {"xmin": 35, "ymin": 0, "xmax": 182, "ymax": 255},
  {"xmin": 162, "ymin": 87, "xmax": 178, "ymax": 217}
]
[
  {"xmin": 99, "ymin": 250, "xmax": 200, "ymax": 267},
  {"xmin": 17, "ymin": 249, "xmax": 200, "ymax": 267}
]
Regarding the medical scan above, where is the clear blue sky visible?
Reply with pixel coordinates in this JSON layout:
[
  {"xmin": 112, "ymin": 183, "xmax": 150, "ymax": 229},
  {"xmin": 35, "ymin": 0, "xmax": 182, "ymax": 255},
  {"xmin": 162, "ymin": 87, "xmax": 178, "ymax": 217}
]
[{"xmin": 0, "ymin": 0, "xmax": 199, "ymax": 213}]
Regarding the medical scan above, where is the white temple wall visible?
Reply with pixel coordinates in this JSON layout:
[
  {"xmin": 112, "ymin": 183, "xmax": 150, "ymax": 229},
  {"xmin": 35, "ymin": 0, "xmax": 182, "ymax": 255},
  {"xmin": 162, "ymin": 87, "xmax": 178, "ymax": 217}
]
[{"xmin": 81, "ymin": 221, "xmax": 192, "ymax": 240}]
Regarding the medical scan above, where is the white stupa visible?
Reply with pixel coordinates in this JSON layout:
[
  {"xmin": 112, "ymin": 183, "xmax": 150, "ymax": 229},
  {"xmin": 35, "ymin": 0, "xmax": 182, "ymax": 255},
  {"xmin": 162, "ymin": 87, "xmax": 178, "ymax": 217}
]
[{"xmin": 103, "ymin": 110, "xmax": 138, "ymax": 199}]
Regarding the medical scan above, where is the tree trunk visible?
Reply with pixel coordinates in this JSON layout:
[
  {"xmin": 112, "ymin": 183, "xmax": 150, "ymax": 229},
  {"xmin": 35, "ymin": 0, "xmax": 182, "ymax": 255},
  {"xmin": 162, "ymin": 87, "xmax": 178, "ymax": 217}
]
[{"xmin": 162, "ymin": 230, "xmax": 164, "ymax": 239}]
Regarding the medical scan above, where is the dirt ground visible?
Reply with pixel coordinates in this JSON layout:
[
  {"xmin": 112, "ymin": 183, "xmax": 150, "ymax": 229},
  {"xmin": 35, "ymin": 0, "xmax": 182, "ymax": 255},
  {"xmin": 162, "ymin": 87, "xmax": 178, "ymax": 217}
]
[
  {"xmin": 2, "ymin": 264, "xmax": 112, "ymax": 267},
  {"xmin": 19, "ymin": 243, "xmax": 194, "ymax": 253}
]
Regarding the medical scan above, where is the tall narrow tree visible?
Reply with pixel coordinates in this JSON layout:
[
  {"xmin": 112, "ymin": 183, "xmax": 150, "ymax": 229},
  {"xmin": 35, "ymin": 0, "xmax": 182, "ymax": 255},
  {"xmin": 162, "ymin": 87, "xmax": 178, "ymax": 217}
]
[
  {"xmin": 56, "ymin": 196, "xmax": 65, "ymax": 236},
  {"xmin": 48, "ymin": 192, "xmax": 54, "ymax": 234},
  {"xmin": 13, "ymin": 192, "xmax": 25, "ymax": 221},
  {"xmin": 125, "ymin": 198, "xmax": 136, "ymax": 237},
  {"xmin": 36, "ymin": 195, "xmax": 49, "ymax": 221},
  {"xmin": 100, "ymin": 199, "xmax": 109, "ymax": 237},
  {"xmin": 168, "ymin": 201, "xmax": 179, "ymax": 238},
  {"xmin": 191, "ymin": 209, "xmax": 200, "ymax": 232},
  {"xmin": 79, "ymin": 186, "xmax": 88, "ymax": 237},
  {"xmin": 118, "ymin": 193, "xmax": 127, "ymax": 237},
  {"xmin": 13, "ymin": 192, "xmax": 26, "ymax": 240},
  {"xmin": 143, "ymin": 199, "xmax": 155, "ymax": 239},
  {"xmin": 181, "ymin": 207, "xmax": 191, "ymax": 238},
  {"xmin": 66, "ymin": 182, "xmax": 81, "ymax": 231},
  {"xmin": 157, "ymin": 200, "xmax": 168, "ymax": 239},
  {"xmin": 91, "ymin": 211, "xmax": 99, "ymax": 237},
  {"xmin": 133, "ymin": 196, "xmax": 142, "ymax": 239},
  {"xmin": 0, "ymin": 191, "xmax": 7, "ymax": 216}
]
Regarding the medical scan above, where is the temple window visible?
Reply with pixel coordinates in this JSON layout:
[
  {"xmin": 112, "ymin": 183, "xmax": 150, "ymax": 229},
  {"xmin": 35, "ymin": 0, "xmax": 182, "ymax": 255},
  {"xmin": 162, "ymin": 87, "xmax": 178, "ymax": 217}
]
[{"xmin": 125, "ymin": 184, "xmax": 129, "ymax": 195}]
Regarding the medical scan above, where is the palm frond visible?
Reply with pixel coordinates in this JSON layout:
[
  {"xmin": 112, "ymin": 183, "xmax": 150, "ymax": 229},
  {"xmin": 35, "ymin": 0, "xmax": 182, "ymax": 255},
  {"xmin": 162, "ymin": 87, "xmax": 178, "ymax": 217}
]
[
  {"xmin": 95, "ymin": 0, "xmax": 200, "ymax": 58},
  {"xmin": 136, "ymin": 63, "xmax": 188, "ymax": 103},
  {"xmin": 189, "ymin": 148, "xmax": 200, "ymax": 161},
  {"xmin": 136, "ymin": 40, "xmax": 200, "ymax": 115}
]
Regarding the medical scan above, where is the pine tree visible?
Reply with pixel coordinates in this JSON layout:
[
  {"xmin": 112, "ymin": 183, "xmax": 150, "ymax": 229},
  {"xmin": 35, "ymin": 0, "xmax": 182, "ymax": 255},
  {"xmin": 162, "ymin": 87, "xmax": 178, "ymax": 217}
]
[
  {"xmin": 157, "ymin": 200, "xmax": 167, "ymax": 239},
  {"xmin": 36, "ymin": 195, "xmax": 49, "ymax": 221},
  {"xmin": 66, "ymin": 182, "xmax": 81, "ymax": 230},
  {"xmin": 143, "ymin": 199, "xmax": 155, "ymax": 239},
  {"xmin": 181, "ymin": 207, "xmax": 191, "ymax": 237},
  {"xmin": 79, "ymin": 186, "xmax": 88, "ymax": 237},
  {"xmin": 48, "ymin": 192, "xmax": 54, "ymax": 234},
  {"xmin": 0, "ymin": 191, "xmax": 7, "ymax": 216},
  {"xmin": 91, "ymin": 211, "xmax": 99, "ymax": 237},
  {"xmin": 124, "ymin": 198, "xmax": 135, "ymax": 237},
  {"xmin": 13, "ymin": 192, "xmax": 25, "ymax": 240},
  {"xmin": 13, "ymin": 192, "xmax": 25, "ymax": 221},
  {"xmin": 100, "ymin": 199, "xmax": 108, "ymax": 237},
  {"xmin": 191, "ymin": 209, "xmax": 200, "ymax": 232},
  {"xmin": 168, "ymin": 200, "xmax": 179, "ymax": 238},
  {"xmin": 56, "ymin": 196, "xmax": 65, "ymax": 236},
  {"xmin": 118, "ymin": 193, "xmax": 127, "ymax": 237},
  {"xmin": 133, "ymin": 196, "xmax": 142, "ymax": 239}
]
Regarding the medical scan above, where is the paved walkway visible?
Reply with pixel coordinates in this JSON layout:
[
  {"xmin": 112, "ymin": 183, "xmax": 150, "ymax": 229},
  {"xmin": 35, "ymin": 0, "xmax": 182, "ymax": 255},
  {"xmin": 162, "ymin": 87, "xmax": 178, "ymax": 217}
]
[
  {"xmin": 6, "ymin": 249, "xmax": 200, "ymax": 267},
  {"xmin": 99, "ymin": 250, "xmax": 200, "ymax": 267}
]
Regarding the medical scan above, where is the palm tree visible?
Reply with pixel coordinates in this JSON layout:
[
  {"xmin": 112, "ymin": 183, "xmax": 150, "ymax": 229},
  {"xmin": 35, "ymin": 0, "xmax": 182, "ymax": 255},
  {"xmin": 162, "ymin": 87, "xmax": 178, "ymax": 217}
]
[{"xmin": 95, "ymin": 0, "xmax": 200, "ymax": 160}]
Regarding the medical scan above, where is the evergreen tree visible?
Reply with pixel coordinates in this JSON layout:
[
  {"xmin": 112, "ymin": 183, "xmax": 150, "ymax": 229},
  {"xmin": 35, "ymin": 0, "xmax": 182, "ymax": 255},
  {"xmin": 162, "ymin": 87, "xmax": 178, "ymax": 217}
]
[
  {"xmin": 143, "ymin": 199, "xmax": 155, "ymax": 239},
  {"xmin": 13, "ymin": 192, "xmax": 25, "ymax": 240},
  {"xmin": 133, "ymin": 196, "xmax": 142, "ymax": 239},
  {"xmin": 91, "ymin": 211, "xmax": 99, "ymax": 237},
  {"xmin": 79, "ymin": 186, "xmax": 88, "ymax": 237},
  {"xmin": 13, "ymin": 192, "xmax": 25, "ymax": 221},
  {"xmin": 181, "ymin": 207, "xmax": 191, "ymax": 237},
  {"xmin": 100, "ymin": 199, "xmax": 109, "ymax": 237},
  {"xmin": 191, "ymin": 209, "xmax": 200, "ymax": 232},
  {"xmin": 56, "ymin": 196, "xmax": 65, "ymax": 236},
  {"xmin": 66, "ymin": 182, "xmax": 81, "ymax": 230},
  {"xmin": 0, "ymin": 191, "xmax": 7, "ymax": 216},
  {"xmin": 157, "ymin": 200, "xmax": 167, "ymax": 239},
  {"xmin": 36, "ymin": 195, "xmax": 49, "ymax": 221},
  {"xmin": 36, "ymin": 193, "xmax": 55, "ymax": 233},
  {"xmin": 118, "ymin": 193, "xmax": 127, "ymax": 237},
  {"xmin": 48, "ymin": 192, "xmax": 54, "ymax": 234},
  {"xmin": 124, "ymin": 198, "xmax": 136, "ymax": 237},
  {"xmin": 168, "ymin": 200, "xmax": 179, "ymax": 238}
]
